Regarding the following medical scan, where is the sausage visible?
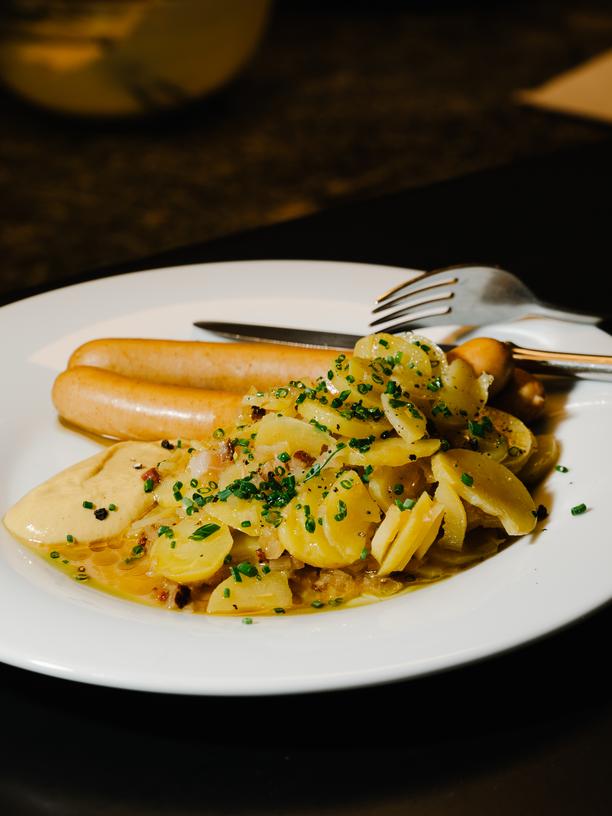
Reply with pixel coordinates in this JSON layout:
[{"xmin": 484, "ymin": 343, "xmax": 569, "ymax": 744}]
[
  {"xmin": 493, "ymin": 367, "xmax": 546, "ymax": 424},
  {"xmin": 52, "ymin": 366, "xmax": 243, "ymax": 441},
  {"xmin": 69, "ymin": 338, "xmax": 343, "ymax": 392},
  {"xmin": 446, "ymin": 337, "xmax": 514, "ymax": 397}
]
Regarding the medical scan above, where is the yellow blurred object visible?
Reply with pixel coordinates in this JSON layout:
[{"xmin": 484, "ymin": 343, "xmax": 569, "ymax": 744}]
[{"xmin": 0, "ymin": 0, "xmax": 272, "ymax": 116}]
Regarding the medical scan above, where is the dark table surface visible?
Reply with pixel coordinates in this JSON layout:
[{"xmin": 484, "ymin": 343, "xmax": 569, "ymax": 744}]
[
  {"xmin": 2, "ymin": 0, "xmax": 612, "ymax": 301},
  {"xmin": 2, "ymin": 139, "xmax": 612, "ymax": 815}
]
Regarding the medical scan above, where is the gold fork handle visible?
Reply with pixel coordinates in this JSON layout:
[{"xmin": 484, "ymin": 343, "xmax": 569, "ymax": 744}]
[{"xmin": 512, "ymin": 344, "xmax": 612, "ymax": 381}]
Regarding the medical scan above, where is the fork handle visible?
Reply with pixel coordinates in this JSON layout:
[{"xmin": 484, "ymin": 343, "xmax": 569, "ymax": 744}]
[{"xmin": 511, "ymin": 344, "xmax": 612, "ymax": 381}]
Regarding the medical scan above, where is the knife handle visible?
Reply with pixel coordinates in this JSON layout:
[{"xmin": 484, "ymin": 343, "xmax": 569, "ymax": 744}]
[{"xmin": 512, "ymin": 344, "xmax": 612, "ymax": 381}]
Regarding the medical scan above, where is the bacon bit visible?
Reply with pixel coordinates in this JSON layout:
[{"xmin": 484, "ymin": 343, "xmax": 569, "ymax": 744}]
[
  {"xmin": 140, "ymin": 467, "xmax": 160, "ymax": 485},
  {"xmin": 154, "ymin": 588, "xmax": 169, "ymax": 603},
  {"xmin": 251, "ymin": 405, "xmax": 266, "ymax": 421},
  {"xmin": 174, "ymin": 585, "xmax": 192, "ymax": 609},
  {"xmin": 293, "ymin": 450, "xmax": 315, "ymax": 467},
  {"xmin": 219, "ymin": 439, "xmax": 235, "ymax": 462},
  {"xmin": 137, "ymin": 531, "xmax": 148, "ymax": 549},
  {"xmin": 255, "ymin": 548, "xmax": 267, "ymax": 563}
]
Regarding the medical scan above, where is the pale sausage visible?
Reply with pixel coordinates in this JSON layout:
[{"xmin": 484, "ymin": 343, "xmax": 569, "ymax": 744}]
[
  {"xmin": 52, "ymin": 366, "xmax": 243, "ymax": 441},
  {"xmin": 69, "ymin": 338, "xmax": 343, "ymax": 392}
]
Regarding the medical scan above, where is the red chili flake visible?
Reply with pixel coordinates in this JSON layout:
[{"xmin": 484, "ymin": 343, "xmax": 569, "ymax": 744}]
[{"xmin": 140, "ymin": 467, "xmax": 160, "ymax": 485}]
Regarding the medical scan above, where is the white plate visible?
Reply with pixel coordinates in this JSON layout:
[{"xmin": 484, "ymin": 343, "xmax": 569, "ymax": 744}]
[{"xmin": 1, "ymin": 260, "xmax": 611, "ymax": 696}]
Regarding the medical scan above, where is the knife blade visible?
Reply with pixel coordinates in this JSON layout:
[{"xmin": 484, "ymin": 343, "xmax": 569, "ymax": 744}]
[
  {"xmin": 193, "ymin": 321, "xmax": 360, "ymax": 350},
  {"xmin": 193, "ymin": 320, "xmax": 612, "ymax": 380}
]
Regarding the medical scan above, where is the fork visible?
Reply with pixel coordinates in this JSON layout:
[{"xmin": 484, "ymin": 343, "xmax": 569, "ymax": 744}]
[{"xmin": 371, "ymin": 264, "xmax": 605, "ymax": 332}]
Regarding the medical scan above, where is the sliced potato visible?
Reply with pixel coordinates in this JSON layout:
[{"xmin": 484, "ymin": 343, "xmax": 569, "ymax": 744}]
[
  {"xmin": 434, "ymin": 478, "xmax": 467, "ymax": 551},
  {"xmin": 206, "ymin": 495, "xmax": 262, "ymax": 536},
  {"xmin": 151, "ymin": 517, "xmax": 233, "ymax": 583},
  {"xmin": 378, "ymin": 493, "xmax": 444, "ymax": 575},
  {"xmin": 370, "ymin": 504, "xmax": 402, "ymax": 564},
  {"xmin": 367, "ymin": 463, "xmax": 425, "ymax": 512},
  {"xmin": 345, "ymin": 436, "xmax": 440, "ymax": 468},
  {"xmin": 381, "ymin": 393, "xmax": 427, "ymax": 444},
  {"xmin": 298, "ymin": 397, "xmax": 391, "ymax": 438},
  {"xmin": 518, "ymin": 433, "xmax": 559, "ymax": 485},
  {"xmin": 482, "ymin": 406, "xmax": 534, "ymax": 473},
  {"xmin": 431, "ymin": 449, "xmax": 536, "ymax": 536},
  {"xmin": 208, "ymin": 571, "xmax": 293, "ymax": 614},
  {"xmin": 254, "ymin": 414, "xmax": 334, "ymax": 457},
  {"xmin": 322, "ymin": 470, "xmax": 381, "ymax": 560}
]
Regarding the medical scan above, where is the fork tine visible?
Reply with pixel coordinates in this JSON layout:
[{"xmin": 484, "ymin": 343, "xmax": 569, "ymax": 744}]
[
  {"xmin": 375, "ymin": 305, "xmax": 453, "ymax": 334},
  {"xmin": 371, "ymin": 275, "xmax": 458, "ymax": 315},
  {"xmin": 369, "ymin": 291, "xmax": 454, "ymax": 327},
  {"xmin": 376, "ymin": 270, "xmax": 427, "ymax": 304},
  {"xmin": 375, "ymin": 263, "xmax": 479, "ymax": 305}
]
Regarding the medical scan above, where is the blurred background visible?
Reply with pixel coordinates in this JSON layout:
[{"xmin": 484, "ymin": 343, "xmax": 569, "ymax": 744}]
[{"xmin": 1, "ymin": 0, "xmax": 611, "ymax": 301}]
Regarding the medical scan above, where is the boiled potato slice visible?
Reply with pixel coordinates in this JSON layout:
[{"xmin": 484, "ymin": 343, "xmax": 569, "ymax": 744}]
[
  {"xmin": 151, "ymin": 517, "xmax": 233, "ymax": 583},
  {"xmin": 381, "ymin": 393, "xmax": 427, "ymax": 444},
  {"xmin": 322, "ymin": 470, "xmax": 381, "ymax": 560},
  {"xmin": 278, "ymin": 476, "xmax": 344, "ymax": 568},
  {"xmin": 345, "ymin": 436, "xmax": 440, "ymax": 468},
  {"xmin": 367, "ymin": 463, "xmax": 425, "ymax": 512},
  {"xmin": 206, "ymin": 495, "xmax": 262, "ymax": 536},
  {"xmin": 208, "ymin": 571, "xmax": 293, "ymax": 614},
  {"xmin": 378, "ymin": 493, "xmax": 444, "ymax": 575},
  {"xmin": 370, "ymin": 504, "xmax": 402, "ymax": 564},
  {"xmin": 431, "ymin": 449, "xmax": 536, "ymax": 536},
  {"xmin": 254, "ymin": 414, "xmax": 334, "ymax": 457},
  {"xmin": 518, "ymin": 433, "xmax": 559, "ymax": 485},
  {"xmin": 429, "ymin": 359, "xmax": 491, "ymax": 428},
  {"xmin": 434, "ymin": 478, "xmax": 467, "ymax": 551},
  {"xmin": 353, "ymin": 332, "xmax": 433, "ymax": 378},
  {"xmin": 298, "ymin": 397, "xmax": 391, "ymax": 438},
  {"xmin": 483, "ymin": 407, "xmax": 534, "ymax": 473}
]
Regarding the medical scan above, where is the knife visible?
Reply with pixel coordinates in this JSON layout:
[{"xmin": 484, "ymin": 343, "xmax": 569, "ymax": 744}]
[
  {"xmin": 193, "ymin": 320, "xmax": 612, "ymax": 381},
  {"xmin": 193, "ymin": 321, "xmax": 360, "ymax": 350}
]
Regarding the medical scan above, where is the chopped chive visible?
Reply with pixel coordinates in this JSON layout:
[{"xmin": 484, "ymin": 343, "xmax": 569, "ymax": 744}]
[
  {"xmin": 190, "ymin": 478, "xmax": 199, "ymax": 488},
  {"xmin": 378, "ymin": 337, "xmax": 389, "ymax": 348},
  {"xmin": 224, "ymin": 554, "xmax": 233, "ymax": 564},
  {"xmin": 66, "ymin": 534, "xmax": 74, "ymax": 543},
  {"xmin": 143, "ymin": 478, "xmax": 154, "ymax": 493},
  {"xmin": 223, "ymin": 587, "xmax": 230, "ymax": 599},
  {"xmin": 395, "ymin": 497, "xmax": 416, "ymax": 511},
  {"xmin": 189, "ymin": 523, "xmax": 220, "ymax": 540},
  {"xmin": 108, "ymin": 503, "xmax": 117, "ymax": 511},
  {"xmin": 334, "ymin": 499, "xmax": 348, "ymax": 522},
  {"xmin": 82, "ymin": 500, "xmax": 94, "ymax": 509},
  {"xmin": 274, "ymin": 607, "xmax": 286, "ymax": 614},
  {"xmin": 556, "ymin": 465, "xmax": 569, "ymax": 473},
  {"xmin": 242, "ymin": 617, "xmax": 253, "ymax": 625},
  {"xmin": 49, "ymin": 551, "xmax": 60, "ymax": 559},
  {"xmin": 305, "ymin": 517, "xmax": 316, "ymax": 534},
  {"xmin": 231, "ymin": 566, "xmax": 242, "ymax": 582},
  {"xmin": 262, "ymin": 564, "xmax": 271, "ymax": 574},
  {"xmin": 173, "ymin": 490, "xmax": 182, "ymax": 501},
  {"xmin": 240, "ymin": 520, "xmax": 252, "ymax": 528},
  {"xmin": 461, "ymin": 472, "xmax": 474, "ymax": 487},
  {"xmin": 360, "ymin": 547, "xmax": 368, "ymax": 560},
  {"xmin": 278, "ymin": 452, "xmax": 291, "ymax": 463},
  {"xmin": 311, "ymin": 600, "xmax": 325, "ymax": 609},
  {"xmin": 237, "ymin": 561, "xmax": 258, "ymax": 578},
  {"xmin": 213, "ymin": 428, "xmax": 225, "ymax": 439},
  {"xmin": 571, "ymin": 503, "xmax": 587, "ymax": 516},
  {"xmin": 340, "ymin": 479, "xmax": 353, "ymax": 489},
  {"xmin": 392, "ymin": 483, "xmax": 404, "ymax": 495}
]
